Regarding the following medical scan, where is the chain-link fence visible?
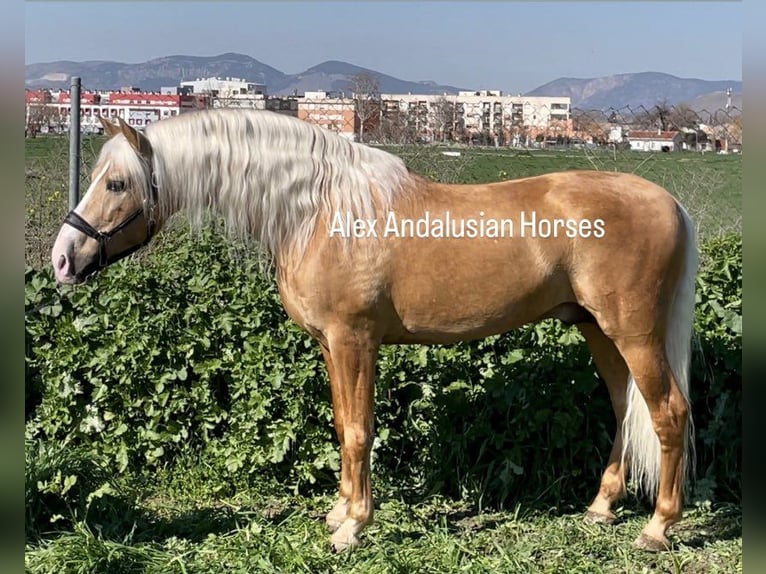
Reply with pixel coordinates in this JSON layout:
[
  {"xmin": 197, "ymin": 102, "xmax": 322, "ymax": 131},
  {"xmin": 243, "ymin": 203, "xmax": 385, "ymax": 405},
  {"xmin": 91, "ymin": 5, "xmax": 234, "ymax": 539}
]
[
  {"xmin": 25, "ymin": 135, "xmax": 102, "ymax": 269},
  {"xmin": 25, "ymin": 92, "xmax": 742, "ymax": 268}
]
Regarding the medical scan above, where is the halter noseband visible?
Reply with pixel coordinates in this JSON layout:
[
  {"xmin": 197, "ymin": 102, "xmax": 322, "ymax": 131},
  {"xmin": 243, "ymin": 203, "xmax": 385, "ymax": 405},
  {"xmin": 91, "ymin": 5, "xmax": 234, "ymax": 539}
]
[{"xmin": 62, "ymin": 172, "xmax": 159, "ymax": 274}]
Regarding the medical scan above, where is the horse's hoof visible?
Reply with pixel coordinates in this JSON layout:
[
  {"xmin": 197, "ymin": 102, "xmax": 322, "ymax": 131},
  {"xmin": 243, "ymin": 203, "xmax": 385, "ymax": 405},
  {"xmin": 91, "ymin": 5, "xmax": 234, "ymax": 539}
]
[
  {"xmin": 584, "ymin": 510, "xmax": 616, "ymax": 525},
  {"xmin": 325, "ymin": 499, "xmax": 349, "ymax": 534},
  {"xmin": 330, "ymin": 517, "xmax": 362, "ymax": 552},
  {"xmin": 633, "ymin": 533, "xmax": 671, "ymax": 552},
  {"xmin": 330, "ymin": 536, "xmax": 359, "ymax": 553}
]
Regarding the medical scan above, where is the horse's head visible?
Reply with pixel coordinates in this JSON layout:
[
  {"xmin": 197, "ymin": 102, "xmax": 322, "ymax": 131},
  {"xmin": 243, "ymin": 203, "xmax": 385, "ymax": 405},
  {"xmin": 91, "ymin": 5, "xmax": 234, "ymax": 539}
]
[{"xmin": 51, "ymin": 117, "xmax": 160, "ymax": 284}]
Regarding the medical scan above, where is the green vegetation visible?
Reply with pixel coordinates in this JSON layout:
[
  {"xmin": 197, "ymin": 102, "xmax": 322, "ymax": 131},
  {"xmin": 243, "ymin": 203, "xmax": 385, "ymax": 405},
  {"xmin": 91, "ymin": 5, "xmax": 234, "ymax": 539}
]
[
  {"xmin": 25, "ymin": 468, "xmax": 741, "ymax": 573},
  {"xmin": 25, "ymin": 137, "xmax": 741, "ymax": 572}
]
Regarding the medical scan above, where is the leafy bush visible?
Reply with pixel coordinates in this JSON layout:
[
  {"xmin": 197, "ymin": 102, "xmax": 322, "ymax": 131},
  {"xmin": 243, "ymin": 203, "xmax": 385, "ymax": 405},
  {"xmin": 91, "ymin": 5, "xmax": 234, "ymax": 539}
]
[
  {"xmin": 689, "ymin": 234, "xmax": 742, "ymax": 500},
  {"xmin": 26, "ymin": 226, "xmax": 338, "ymax": 491},
  {"xmin": 25, "ymin": 228, "xmax": 741, "ymax": 510},
  {"xmin": 372, "ymin": 323, "xmax": 608, "ymax": 506}
]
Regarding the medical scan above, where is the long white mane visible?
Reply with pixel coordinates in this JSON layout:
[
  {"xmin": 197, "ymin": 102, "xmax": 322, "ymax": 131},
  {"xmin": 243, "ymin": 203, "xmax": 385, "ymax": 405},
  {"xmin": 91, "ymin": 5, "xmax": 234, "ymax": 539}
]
[{"xmin": 118, "ymin": 108, "xmax": 412, "ymax": 259}]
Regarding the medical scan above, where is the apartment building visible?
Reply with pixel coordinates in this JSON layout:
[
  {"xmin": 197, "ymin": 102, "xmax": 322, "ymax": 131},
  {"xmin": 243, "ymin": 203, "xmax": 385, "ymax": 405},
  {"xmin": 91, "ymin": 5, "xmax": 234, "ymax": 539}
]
[
  {"xmin": 296, "ymin": 91, "xmax": 358, "ymax": 140},
  {"xmin": 380, "ymin": 91, "xmax": 573, "ymax": 144}
]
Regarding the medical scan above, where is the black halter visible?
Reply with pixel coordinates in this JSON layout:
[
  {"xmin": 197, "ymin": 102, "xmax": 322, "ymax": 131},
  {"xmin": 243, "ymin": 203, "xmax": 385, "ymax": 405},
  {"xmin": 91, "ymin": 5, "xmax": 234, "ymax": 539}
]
[{"xmin": 62, "ymin": 175, "xmax": 159, "ymax": 275}]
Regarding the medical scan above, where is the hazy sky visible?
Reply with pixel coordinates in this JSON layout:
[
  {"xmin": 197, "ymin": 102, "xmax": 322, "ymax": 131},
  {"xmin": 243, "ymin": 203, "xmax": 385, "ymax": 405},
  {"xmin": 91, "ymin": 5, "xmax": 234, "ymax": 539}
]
[{"xmin": 25, "ymin": 1, "xmax": 742, "ymax": 94}]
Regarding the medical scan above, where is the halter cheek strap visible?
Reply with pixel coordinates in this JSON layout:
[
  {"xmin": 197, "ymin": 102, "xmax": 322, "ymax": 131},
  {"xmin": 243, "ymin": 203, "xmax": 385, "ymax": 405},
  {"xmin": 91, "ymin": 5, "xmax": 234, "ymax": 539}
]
[
  {"xmin": 63, "ymin": 208, "xmax": 149, "ymax": 268},
  {"xmin": 62, "ymin": 176, "xmax": 159, "ymax": 273}
]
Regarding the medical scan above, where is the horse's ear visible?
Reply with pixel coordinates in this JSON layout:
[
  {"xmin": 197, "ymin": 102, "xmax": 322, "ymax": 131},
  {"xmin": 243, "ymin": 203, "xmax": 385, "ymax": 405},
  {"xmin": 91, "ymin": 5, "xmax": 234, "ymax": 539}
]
[
  {"xmin": 116, "ymin": 117, "xmax": 152, "ymax": 157},
  {"xmin": 99, "ymin": 116, "xmax": 121, "ymax": 137}
]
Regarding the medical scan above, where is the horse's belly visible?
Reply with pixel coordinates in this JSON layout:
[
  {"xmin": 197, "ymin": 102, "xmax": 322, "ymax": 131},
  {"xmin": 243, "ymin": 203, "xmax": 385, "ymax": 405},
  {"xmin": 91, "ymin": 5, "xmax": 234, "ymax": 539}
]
[
  {"xmin": 381, "ymin": 219, "xmax": 586, "ymax": 342},
  {"xmin": 386, "ymin": 306, "xmax": 540, "ymax": 344},
  {"xmin": 387, "ymin": 248, "xmax": 565, "ymax": 343}
]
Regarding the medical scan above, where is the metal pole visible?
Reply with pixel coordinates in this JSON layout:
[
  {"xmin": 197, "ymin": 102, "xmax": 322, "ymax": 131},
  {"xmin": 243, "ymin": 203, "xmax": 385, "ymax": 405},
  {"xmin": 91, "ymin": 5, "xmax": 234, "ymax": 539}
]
[{"xmin": 69, "ymin": 76, "xmax": 81, "ymax": 210}]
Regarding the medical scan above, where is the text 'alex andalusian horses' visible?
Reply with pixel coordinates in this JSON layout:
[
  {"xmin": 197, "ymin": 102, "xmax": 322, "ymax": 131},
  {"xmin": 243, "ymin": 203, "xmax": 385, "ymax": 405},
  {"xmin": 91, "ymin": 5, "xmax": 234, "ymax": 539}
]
[{"xmin": 52, "ymin": 110, "xmax": 697, "ymax": 552}]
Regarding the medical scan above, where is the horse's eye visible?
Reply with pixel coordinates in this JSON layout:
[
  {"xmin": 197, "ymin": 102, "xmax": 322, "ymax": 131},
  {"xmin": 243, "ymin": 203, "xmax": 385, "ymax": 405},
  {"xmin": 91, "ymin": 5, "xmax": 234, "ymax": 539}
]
[{"xmin": 106, "ymin": 180, "xmax": 126, "ymax": 192}]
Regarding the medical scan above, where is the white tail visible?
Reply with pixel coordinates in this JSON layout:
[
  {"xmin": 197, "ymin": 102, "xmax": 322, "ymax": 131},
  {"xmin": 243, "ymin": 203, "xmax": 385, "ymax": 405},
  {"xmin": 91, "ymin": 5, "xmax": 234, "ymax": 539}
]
[{"xmin": 622, "ymin": 204, "xmax": 698, "ymax": 499}]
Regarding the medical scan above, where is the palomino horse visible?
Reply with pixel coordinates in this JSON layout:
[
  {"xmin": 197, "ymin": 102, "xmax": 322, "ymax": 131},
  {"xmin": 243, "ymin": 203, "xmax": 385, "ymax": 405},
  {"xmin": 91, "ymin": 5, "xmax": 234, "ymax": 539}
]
[{"xmin": 52, "ymin": 110, "xmax": 697, "ymax": 552}]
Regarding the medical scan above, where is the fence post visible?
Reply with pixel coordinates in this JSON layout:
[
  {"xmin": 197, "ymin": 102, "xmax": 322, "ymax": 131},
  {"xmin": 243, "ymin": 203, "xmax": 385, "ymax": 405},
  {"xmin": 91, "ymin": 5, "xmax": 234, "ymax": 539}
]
[{"xmin": 69, "ymin": 76, "xmax": 81, "ymax": 210}]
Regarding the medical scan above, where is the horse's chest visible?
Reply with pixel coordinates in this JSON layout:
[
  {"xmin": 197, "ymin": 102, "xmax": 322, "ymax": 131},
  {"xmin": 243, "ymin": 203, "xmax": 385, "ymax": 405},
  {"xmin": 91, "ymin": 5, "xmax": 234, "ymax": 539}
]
[
  {"xmin": 276, "ymin": 269, "xmax": 384, "ymax": 341},
  {"xmin": 276, "ymin": 280, "xmax": 325, "ymax": 339}
]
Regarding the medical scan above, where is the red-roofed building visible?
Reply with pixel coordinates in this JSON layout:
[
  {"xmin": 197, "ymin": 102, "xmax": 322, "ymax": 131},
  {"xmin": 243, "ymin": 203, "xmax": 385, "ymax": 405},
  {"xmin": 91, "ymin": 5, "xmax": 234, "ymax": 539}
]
[
  {"xmin": 103, "ymin": 92, "xmax": 206, "ymax": 129},
  {"xmin": 627, "ymin": 130, "xmax": 683, "ymax": 152},
  {"xmin": 25, "ymin": 89, "xmax": 209, "ymax": 135}
]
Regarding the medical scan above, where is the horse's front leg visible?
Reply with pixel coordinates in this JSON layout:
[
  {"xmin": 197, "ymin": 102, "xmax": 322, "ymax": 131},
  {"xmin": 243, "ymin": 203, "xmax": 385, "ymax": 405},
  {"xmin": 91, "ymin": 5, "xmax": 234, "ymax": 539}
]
[
  {"xmin": 321, "ymin": 331, "xmax": 379, "ymax": 551},
  {"xmin": 320, "ymin": 344, "xmax": 350, "ymax": 532}
]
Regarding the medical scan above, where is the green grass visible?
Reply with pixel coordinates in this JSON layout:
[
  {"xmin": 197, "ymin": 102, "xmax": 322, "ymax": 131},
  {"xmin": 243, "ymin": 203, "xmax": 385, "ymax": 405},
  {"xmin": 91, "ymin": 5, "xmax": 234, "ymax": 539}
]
[
  {"xmin": 25, "ymin": 134, "xmax": 106, "ymax": 159},
  {"xmin": 25, "ymin": 135, "xmax": 109, "ymax": 268},
  {"xmin": 390, "ymin": 146, "xmax": 741, "ymax": 239},
  {"xmin": 26, "ymin": 462, "xmax": 741, "ymax": 574}
]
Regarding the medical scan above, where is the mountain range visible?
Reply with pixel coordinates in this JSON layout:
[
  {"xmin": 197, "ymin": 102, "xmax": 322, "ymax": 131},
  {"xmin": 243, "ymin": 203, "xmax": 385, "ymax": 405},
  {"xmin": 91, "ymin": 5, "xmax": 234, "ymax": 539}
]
[
  {"xmin": 24, "ymin": 52, "xmax": 463, "ymax": 98},
  {"xmin": 526, "ymin": 71, "xmax": 741, "ymax": 112},
  {"xmin": 25, "ymin": 52, "xmax": 741, "ymax": 111}
]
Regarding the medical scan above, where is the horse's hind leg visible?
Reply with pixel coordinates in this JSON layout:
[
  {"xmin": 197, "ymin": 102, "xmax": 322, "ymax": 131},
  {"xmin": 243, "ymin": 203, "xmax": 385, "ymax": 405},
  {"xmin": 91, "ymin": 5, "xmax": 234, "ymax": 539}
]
[
  {"xmin": 615, "ymin": 339, "xmax": 690, "ymax": 550},
  {"xmin": 578, "ymin": 323, "xmax": 629, "ymax": 524}
]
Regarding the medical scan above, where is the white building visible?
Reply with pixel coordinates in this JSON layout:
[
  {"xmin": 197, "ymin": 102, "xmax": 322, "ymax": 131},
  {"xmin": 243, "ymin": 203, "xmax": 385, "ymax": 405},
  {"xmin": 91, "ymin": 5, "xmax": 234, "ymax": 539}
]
[
  {"xmin": 180, "ymin": 77, "xmax": 266, "ymax": 97},
  {"xmin": 627, "ymin": 130, "xmax": 683, "ymax": 152},
  {"xmin": 211, "ymin": 93, "xmax": 267, "ymax": 110},
  {"xmin": 608, "ymin": 126, "xmax": 624, "ymax": 144}
]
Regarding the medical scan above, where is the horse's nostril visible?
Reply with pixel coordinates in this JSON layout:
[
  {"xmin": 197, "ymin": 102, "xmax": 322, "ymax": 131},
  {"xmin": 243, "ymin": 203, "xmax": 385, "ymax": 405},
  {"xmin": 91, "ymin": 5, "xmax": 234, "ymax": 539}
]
[{"xmin": 56, "ymin": 253, "xmax": 68, "ymax": 272}]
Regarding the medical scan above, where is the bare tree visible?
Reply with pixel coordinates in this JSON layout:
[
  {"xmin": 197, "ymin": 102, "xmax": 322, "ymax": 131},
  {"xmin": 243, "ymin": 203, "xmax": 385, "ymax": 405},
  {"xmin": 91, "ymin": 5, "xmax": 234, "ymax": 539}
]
[
  {"xmin": 348, "ymin": 72, "xmax": 380, "ymax": 143},
  {"xmin": 728, "ymin": 114, "xmax": 743, "ymax": 146},
  {"xmin": 667, "ymin": 103, "xmax": 699, "ymax": 130},
  {"xmin": 657, "ymin": 103, "xmax": 671, "ymax": 131},
  {"xmin": 377, "ymin": 107, "xmax": 414, "ymax": 144},
  {"xmin": 429, "ymin": 96, "xmax": 456, "ymax": 143},
  {"xmin": 572, "ymin": 109, "xmax": 605, "ymax": 142},
  {"xmin": 26, "ymin": 102, "xmax": 59, "ymax": 137},
  {"xmin": 635, "ymin": 100, "xmax": 673, "ymax": 131}
]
